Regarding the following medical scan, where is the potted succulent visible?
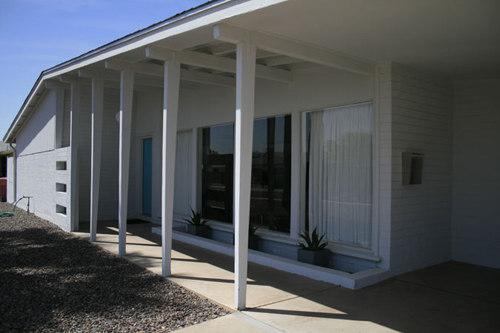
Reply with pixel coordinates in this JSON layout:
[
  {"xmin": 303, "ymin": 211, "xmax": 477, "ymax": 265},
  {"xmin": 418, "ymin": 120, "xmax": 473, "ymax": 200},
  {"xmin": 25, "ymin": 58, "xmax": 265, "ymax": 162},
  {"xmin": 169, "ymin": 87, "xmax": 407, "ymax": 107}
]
[
  {"xmin": 184, "ymin": 208, "xmax": 210, "ymax": 238},
  {"xmin": 249, "ymin": 224, "xmax": 259, "ymax": 250},
  {"xmin": 297, "ymin": 227, "xmax": 330, "ymax": 267}
]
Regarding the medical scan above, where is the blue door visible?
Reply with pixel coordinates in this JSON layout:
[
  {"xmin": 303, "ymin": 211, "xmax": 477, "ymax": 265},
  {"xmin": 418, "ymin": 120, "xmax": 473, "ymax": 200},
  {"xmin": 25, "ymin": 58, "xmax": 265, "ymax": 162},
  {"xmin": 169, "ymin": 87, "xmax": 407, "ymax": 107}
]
[{"xmin": 142, "ymin": 138, "xmax": 152, "ymax": 215}]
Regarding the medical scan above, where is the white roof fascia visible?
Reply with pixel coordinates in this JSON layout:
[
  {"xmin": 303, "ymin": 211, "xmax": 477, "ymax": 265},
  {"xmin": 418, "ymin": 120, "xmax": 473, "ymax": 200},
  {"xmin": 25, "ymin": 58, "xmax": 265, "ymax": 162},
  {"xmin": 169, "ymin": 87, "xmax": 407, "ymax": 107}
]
[
  {"xmin": 4, "ymin": 0, "xmax": 288, "ymax": 142},
  {"xmin": 43, "ymin": 0, "xmax": 288, "ymax": 80}
]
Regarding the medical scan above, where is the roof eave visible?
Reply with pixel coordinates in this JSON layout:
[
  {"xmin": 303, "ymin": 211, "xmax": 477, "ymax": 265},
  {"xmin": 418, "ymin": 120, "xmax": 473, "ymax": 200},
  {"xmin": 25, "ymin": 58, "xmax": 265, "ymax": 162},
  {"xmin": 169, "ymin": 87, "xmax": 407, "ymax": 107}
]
[{"xmin": 4, "ymin": 0, "xmax": 261, "ymax": 142}]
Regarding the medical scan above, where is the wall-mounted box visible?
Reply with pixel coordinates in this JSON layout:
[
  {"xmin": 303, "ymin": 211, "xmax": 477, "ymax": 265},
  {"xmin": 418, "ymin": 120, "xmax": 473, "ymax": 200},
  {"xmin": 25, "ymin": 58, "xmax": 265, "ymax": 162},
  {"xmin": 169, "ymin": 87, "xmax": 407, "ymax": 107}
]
[{"xmin": 402, "ymin": 152, "xmax": 424, "ymax": 185}]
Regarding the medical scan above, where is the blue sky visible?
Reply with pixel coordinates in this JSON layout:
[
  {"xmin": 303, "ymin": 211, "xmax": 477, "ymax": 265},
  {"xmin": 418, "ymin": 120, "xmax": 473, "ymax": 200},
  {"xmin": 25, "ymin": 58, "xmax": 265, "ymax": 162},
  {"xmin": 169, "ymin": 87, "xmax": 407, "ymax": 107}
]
[{"xmin": 0, "ymin": 0, "xmax": 209, "ymax": 140}]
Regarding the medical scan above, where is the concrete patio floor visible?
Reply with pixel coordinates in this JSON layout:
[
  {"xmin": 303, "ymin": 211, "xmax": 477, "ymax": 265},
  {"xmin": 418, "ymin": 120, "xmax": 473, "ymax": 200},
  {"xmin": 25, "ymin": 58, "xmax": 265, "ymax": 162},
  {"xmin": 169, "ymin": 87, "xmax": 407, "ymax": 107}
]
[{"xmin": 74, "ymin": 221, "xmax": 500, "ymax": 333}]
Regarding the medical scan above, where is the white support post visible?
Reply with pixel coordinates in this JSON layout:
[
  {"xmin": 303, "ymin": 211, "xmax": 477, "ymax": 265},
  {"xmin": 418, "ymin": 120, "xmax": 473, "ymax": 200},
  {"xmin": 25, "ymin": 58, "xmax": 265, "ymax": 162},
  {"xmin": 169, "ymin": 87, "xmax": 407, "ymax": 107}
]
[
  {"xmin": 69, "ymin": 80, "xmax": 81, "ymax": 232},
  {"xmin": 234, "ymin": 40, "xmax": 256, "ymax": 310},
  {"xmin": 161, "ymin": 59, "xmax": 181, "ymax": 277},
  {"xmin": 90, "ymin": 77, "xmax": 104, "ymax": 242},
  {"xmin": 118, "ymin": 70, "xmax": 134, "ymax": 256}
]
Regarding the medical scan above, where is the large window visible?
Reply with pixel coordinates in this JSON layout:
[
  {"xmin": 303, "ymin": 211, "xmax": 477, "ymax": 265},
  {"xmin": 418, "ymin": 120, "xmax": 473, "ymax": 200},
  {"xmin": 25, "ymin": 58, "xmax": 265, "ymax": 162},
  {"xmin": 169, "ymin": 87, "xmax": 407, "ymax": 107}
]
[
  {"xmin": 250, "ymin": 115, "xmax": 291, "ymax": 232},
  {"xmin": 305, "ymin": 103, "xmax": 373, "ymax": 248},
  {"xmin": 201, "ymin": 124, "xmax": 234, "ymax": 223},
  {"xmin": 201, "ymin": 115, "xmax": 292, "ymax": 232}
]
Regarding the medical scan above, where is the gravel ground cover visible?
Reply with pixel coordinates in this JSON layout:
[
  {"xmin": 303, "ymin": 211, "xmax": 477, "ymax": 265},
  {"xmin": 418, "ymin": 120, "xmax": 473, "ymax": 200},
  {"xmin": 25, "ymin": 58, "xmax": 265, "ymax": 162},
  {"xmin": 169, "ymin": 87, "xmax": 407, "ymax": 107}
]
[{"xmin": 0, "ymin": 202, "xmax": 229, "ymax": 332}]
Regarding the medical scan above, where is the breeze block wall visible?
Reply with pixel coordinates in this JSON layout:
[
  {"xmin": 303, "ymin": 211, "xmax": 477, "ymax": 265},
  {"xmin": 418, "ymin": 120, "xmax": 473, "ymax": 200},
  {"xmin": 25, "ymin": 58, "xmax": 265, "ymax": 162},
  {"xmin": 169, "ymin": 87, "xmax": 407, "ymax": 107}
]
[
  {"xmin": 387, "ymin": 62, "xmax": 454, "ymax": 275},
  {"xmin": 16, "ymin": 148, "xmax": 71, "ymax": 231}
]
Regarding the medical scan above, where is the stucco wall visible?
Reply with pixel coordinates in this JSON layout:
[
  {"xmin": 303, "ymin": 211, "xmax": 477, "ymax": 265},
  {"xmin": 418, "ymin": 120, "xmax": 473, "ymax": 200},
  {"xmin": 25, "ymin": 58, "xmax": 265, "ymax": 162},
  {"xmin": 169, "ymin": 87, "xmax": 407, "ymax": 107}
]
[
  {"xmin": 16, "ymin": 90, "xmax": 56, "ymax": 156},
  {"xmin": 96, "ymin": 88, "xmax": 121, "ymax": 221},
  {"xmin": 452, "ymin": 80, "xmax": 500, "ymax": 269},
  {"xmin": 77, "ymin": 86, "xmax": 92, "ymax": 222},
  {"xmin": 387, "ymin": 63, "xmax": 454, "ymax": 275},
  {"xmin": 129, "ymin": 67, "xmax": 376, "ymax": 258},
  {"xmin": 176, "ymin": 68, "xmax": 374, "ymax": 130},
  {"xmin": 62, "ymin": 86, "xmax": 121, "ymax": 222}
]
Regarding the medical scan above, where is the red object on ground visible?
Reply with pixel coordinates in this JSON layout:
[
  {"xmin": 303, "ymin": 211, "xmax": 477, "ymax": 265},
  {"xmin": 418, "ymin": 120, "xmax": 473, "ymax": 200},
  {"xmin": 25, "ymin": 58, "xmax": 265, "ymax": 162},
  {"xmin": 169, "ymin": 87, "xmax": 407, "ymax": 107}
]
[{"xmin": 0, "ymin": 178, "xmax": 6, "ymax": 202}]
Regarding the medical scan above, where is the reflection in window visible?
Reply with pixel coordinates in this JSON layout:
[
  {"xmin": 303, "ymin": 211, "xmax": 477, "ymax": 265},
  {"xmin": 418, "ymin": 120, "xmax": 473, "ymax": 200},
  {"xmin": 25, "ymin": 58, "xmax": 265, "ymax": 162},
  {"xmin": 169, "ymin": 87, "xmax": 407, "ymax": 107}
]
[
  {"xmin": 201, "ymin": 115, "xmax": 292, "ymax": 233},
  {"xmin": 202, "ymin": 124, "xmax": 234, "ymax": 223},
  {"xmin": 250, "ymin": 115, "xmax": 291, "ymax": 232}
]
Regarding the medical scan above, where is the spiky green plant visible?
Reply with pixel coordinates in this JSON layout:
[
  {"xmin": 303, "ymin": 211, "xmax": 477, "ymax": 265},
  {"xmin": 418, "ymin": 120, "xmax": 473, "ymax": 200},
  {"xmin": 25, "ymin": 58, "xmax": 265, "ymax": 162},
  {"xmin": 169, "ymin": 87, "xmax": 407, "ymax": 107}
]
[
  {"xmin": 249, "ymin": 224, "xmax": 259, "ymax": 237},
  {"xmin": 184, "ymin": 208, "xmax": 209, "ymax": 226},
  {"xmin": 298, "ymin": 227, "xmax": 328, "ymax": 251}
]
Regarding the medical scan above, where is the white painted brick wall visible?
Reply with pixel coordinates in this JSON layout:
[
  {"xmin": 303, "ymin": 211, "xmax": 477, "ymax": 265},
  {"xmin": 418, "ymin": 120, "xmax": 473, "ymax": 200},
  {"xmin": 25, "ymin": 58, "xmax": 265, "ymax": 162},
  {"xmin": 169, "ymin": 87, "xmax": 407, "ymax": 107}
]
[
  {"xmin": 452, "ymin": 80, "xmax": 500, "ymax": 269},
  {"xmin": 7, "ymin": 156, "xmax": 14, "ymax": 203},
  {"xmin": 387, "ymin": 63, "xmax": 453, "ymax": 275},
  {"xmin": 16, "ymin": 148, "xmax": 71, "ymax": 231}
]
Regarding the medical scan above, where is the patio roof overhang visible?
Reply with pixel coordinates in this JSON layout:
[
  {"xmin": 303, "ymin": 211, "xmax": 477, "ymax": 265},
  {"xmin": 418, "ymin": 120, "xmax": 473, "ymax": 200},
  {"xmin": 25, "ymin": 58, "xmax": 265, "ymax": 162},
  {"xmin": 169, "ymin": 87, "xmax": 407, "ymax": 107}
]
[{"xmin": 6, "ymin": 0, "xmax": 499, "ymax": 143}]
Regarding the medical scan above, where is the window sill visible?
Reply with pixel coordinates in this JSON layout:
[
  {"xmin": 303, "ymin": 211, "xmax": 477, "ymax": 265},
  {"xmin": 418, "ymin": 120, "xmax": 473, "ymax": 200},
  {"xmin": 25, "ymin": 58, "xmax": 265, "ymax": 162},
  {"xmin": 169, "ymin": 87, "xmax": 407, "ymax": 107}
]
[
  {"xmin": 326, "ymin": 243, "xmax": 381, "ymax": 262},
  {"xmin": 173, "ymin": 216, "xmax": 380, "ymax": 262}
]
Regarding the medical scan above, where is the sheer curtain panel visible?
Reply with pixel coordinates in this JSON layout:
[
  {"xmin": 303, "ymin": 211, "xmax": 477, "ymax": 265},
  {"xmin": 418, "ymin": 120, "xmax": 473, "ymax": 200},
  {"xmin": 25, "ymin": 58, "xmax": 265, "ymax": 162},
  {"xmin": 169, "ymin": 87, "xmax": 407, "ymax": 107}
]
[
  {"xmin": 308, "ymin": 103, "xmax": 373, "ymax": 248},
  {"xmin": 174, "ymin": 131, "xmax": 192, "ymax": 217}
]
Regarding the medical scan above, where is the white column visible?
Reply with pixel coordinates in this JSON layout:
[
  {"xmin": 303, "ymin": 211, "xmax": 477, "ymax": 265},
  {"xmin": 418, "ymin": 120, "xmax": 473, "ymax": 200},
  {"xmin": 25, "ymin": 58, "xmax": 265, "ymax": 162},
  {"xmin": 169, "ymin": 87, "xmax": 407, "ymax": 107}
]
[
  {"xmin": 90, "ymin": 77, "xmax": 104, "ymax": 242},
  {"xmin": 118, "ymin": 70, "xmax": 134, "ymax": 256},
  {"xmin": 69, "ymin": 81, "xmax": 81, "ymax": 232},
  {"xmin": 161, "ymin": 59, "xmax": 181, "ymax": 277},
  {"xmin": 234, "ymin": 40, "xmax": 256, "ymax": 310}
]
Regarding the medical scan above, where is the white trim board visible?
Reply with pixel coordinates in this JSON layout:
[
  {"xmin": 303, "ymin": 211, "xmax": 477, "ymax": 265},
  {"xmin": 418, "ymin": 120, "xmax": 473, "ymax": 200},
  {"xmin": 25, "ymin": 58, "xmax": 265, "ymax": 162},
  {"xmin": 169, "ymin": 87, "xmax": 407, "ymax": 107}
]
[{"xmin": 151, "ymin": 226, "xmax": 390, "ymax": 289}]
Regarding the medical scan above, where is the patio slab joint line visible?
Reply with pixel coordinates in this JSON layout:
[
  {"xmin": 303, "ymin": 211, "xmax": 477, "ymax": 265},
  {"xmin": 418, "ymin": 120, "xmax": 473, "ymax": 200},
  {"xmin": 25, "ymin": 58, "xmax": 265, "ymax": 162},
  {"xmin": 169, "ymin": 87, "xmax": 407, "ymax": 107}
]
[
  {"xmin": 251, "ymin": 285, "xmax": 341, "ymax": 310},
  {"xmin": 234, "ymin": 312, "xmax": 286, "ymax": 333},
  {"xmin": 392, "ymin": 278, "xmax": 500, "ymax": 306}
]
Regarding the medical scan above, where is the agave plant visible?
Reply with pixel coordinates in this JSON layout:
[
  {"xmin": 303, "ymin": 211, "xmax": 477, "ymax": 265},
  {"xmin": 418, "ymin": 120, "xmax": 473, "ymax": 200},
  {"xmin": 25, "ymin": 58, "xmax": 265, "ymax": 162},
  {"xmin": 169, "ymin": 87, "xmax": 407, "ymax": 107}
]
[
  {"xmin": 298, "ymin": 227, "xmax": 328, "ymax": 251},
  {"xmin": 249, "ymin": 224, "xmax": 259, "ymax": 237},
  {"xmin": 184, "ymin": 208, "xmax": 209, "ymax": 226}
]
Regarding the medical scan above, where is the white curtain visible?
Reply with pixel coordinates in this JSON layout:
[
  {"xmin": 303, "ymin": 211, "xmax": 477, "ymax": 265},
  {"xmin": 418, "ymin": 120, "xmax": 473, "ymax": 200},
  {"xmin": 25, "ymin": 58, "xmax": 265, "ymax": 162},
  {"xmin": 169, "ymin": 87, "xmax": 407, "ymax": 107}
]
[
  {"xmin": 308, "ymin": 103, "xmax": 373, "ymax": 248},
  {"xmin": 174, "ymin": 131, "xmax": 192, "ymax": 217}
]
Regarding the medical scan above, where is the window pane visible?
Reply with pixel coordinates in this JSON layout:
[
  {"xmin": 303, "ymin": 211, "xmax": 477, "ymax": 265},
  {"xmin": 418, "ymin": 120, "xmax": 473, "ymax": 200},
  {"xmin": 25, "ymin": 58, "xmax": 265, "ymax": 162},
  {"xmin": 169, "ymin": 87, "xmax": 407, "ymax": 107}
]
[
  {"xmin": 306, "ymin": 103, "xmax": 373, "ymax": 248},
  {"xmin": 250, "ymin": 115, "xmax": 292, "ymax": 232},
  {"xmin": 202, "ymin": 124, "xmax": 234, "ymax": 223},
  {"xmin": 201, "ymin": 116, "xmax": 292, "ymax": 233}
]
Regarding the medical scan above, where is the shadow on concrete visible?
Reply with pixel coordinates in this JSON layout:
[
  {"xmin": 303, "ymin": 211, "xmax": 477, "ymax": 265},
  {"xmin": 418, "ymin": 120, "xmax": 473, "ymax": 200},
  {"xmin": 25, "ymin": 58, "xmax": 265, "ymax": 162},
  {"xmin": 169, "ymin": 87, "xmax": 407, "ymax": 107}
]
[
  {"xmin": 0, "ymin": 219, "xmax": 228, "ymax": 332},
  {"xmin": 80, "ymin": 220, "xmax": 500, "ymax": 333}
]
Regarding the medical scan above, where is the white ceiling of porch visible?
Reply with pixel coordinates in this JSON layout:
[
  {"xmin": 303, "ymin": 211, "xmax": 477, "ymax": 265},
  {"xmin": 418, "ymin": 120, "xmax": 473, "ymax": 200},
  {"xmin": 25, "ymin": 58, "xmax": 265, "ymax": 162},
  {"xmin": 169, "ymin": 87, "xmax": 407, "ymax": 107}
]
[{"xmin": 223, "ymin": 0, "xmax": 500, "ymax": 80}]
